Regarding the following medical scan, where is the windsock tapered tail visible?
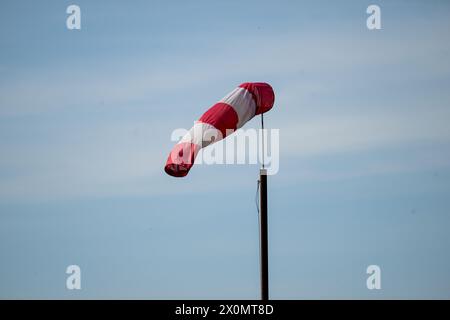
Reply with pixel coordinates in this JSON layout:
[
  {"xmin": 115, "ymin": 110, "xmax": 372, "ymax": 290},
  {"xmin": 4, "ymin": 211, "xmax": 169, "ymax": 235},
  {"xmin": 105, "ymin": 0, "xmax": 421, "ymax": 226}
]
[{"xmin": 164, "ymin": 82, "xmax": 275, "ymax": 177}]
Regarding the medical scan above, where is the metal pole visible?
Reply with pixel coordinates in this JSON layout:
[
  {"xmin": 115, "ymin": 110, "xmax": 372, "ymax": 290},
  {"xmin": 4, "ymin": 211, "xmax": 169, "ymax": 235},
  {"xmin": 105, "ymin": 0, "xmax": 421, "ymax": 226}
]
[{"xmin": 259, "ymin": 168, "xmax": 269, "ymax": 300}]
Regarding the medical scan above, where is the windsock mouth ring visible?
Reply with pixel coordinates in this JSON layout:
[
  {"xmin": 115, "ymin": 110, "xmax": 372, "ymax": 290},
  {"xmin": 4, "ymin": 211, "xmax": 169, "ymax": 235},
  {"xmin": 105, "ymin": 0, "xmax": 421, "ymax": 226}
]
[
  {"xmin": 164, "ymin": 142, "xmax": 199, "ymax": 177},
  {"xmin": 164, "ymin": 163, "xmax": 192, "ymax": 178}
]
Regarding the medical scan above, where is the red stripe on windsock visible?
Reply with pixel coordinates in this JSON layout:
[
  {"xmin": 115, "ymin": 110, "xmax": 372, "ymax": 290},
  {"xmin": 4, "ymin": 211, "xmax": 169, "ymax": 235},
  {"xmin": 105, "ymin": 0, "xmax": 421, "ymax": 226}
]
[
  {"xmin": 239, "ymin": 82, "xmax": 275, "ymax": 115},
  {"xmin": 164, "ymin": 142, "xmax": 201, "ymax": 177},
  {"xmin": 198, "ymin": 102, "xmax": 239, "ymax": 138}
]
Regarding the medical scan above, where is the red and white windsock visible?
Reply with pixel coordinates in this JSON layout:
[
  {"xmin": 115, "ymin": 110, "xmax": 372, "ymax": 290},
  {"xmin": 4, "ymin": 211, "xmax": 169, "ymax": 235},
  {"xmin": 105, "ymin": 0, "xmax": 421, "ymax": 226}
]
[{"xmin": 164, "ymin": 82, "xmax": 275, "ymax": 177}]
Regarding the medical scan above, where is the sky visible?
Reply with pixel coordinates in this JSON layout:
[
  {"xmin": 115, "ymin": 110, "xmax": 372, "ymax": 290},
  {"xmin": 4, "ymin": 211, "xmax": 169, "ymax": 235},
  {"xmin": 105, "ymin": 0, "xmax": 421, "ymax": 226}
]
[{"xmin": 1, "ymin": 0, "xmax": 450, "ymax": 299}]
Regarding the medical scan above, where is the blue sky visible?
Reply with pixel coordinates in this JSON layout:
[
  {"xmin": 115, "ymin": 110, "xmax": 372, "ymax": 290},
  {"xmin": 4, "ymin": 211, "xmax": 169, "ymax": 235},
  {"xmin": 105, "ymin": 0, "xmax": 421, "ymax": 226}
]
[{"xmin": 1, "ymin": 0, "xmax": 450, "ymax": 299}]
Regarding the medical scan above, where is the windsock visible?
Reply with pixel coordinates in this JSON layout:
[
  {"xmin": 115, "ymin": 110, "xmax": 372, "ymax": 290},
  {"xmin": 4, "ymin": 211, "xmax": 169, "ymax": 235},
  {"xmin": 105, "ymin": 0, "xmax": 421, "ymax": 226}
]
[{"xmin": 165, "ymin": 82, "xmax": 275, "ymax": 177}]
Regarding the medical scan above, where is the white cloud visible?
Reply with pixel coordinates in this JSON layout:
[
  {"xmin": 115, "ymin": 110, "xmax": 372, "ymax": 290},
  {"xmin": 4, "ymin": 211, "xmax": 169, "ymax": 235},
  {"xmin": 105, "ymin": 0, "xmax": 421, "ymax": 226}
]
[
  {"xmin": 1, "ymin": 18, "xmax": 450, "ymax": 200},
  {"xmin": 281, "ymin": 106, "xmax": 450, "ymax": 158},
  {"xmin": 2, "ymin": 18, "xmax": 450, "ymax": 117},
  {"xmin": 0, "ymin": 120, "xmax": 167, "ymax": 199}
]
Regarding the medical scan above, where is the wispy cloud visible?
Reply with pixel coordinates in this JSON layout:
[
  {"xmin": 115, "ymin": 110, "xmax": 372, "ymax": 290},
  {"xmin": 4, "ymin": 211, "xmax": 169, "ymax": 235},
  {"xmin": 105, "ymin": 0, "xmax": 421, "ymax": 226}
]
[
  {"xmin": 282, "ymin": 105, "xmax": 450, "ymax": 157},
  {"xmin": 1, "ymin": 15, "xmax": 450, "ymax": 200}
]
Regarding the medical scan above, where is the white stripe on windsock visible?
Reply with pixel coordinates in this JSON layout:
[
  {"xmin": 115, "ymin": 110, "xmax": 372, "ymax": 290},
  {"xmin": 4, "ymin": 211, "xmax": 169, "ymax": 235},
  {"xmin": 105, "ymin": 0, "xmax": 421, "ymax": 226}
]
[
  {"xmin": 220, "ymin": 87, "xmax": 256, "ymax": 129},
  {"xmin": 179, "ymin": 121, "xmax": 223, "ymax": 148}
]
